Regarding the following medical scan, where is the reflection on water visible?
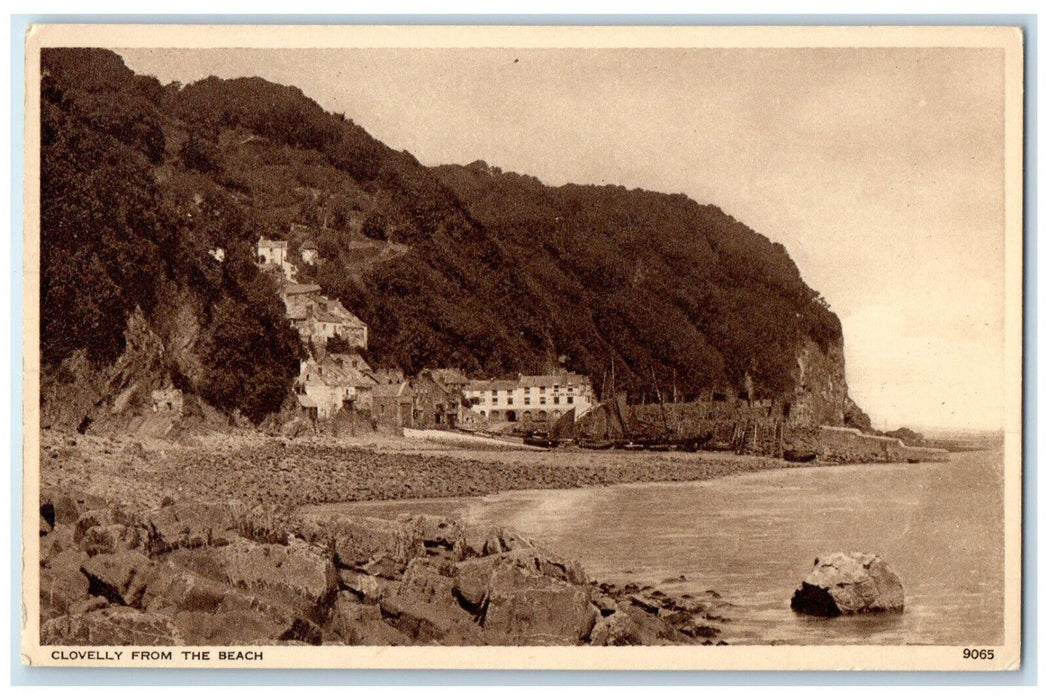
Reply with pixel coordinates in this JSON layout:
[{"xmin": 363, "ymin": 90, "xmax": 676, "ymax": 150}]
[{"xmin": 307, "ymin": 450, "xmax": 1004, "ymax": 645}]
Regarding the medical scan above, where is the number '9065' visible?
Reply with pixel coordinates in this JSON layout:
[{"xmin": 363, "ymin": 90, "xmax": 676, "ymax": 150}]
[{"xmin": 963, "ymin": 648, "xmax": 995, "ymax": 660}]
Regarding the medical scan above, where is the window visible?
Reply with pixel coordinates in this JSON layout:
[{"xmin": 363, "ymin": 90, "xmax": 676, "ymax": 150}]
[
  {"xmin": 492, "ymin": 396, "xmax": 498, "ymax": 405},
  {"xmin": 540, "ymin": 396, "xmax": 546, "ymax": 405},
  {"xmin": 539, "ymin": 386, "xmax": 546, "ymax": 393},
  {"xmin": 567, "ymin": 396, "xmax": 574, "ymax": 404},
  {"xmin": 524, "ymin": 396, "xmax": 531, "ymax": 405},
  {"xmin": 507, "ymin": 396, "xmax": 514, "ymax": 405},
  {"xmin": 554, "ymin": 396, "xmax": 560, "ymax": 405}
]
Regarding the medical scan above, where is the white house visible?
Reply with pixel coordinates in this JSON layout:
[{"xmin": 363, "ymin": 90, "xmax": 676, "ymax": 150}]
[
  {"xmin": 296, "ymin": 358, "xmax": 376, "ymax": 419},
  {"xmin": 300, "ymin": 240, "xmax": 319, "ymax": 265},
  {"xmin": 463, "ymin": 371, "xmax": 596, "ymax": 424},
  {"xmin": 258, "ymin": 238, "xmax": 298, "ymax": 281},
  {"xmin": 257, "ymin": 238, "xmax": 287, "ymax": 267}
]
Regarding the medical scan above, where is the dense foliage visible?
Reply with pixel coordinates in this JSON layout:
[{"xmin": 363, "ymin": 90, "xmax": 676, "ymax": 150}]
[
  {"xmin": 40, "ymin": 48, "xmax": 843, "ymax": 415},
  {"xmin": 41, "ymin": 49, "xmax": 302, "ymax": 422}
]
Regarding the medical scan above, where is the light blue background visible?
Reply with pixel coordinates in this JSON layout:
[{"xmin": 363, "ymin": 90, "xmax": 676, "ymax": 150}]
[{"xmin": 8, "ymin": 13, "xmax": 1037, "ymax": 686}]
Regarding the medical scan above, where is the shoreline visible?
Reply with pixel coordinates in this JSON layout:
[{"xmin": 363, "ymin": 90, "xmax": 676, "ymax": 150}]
[
  {"xmin": 34, "ymin": 428, "xmax": 798, "ymax": 647},
  {"xmin": 36, "ymin": 428, "xmax": 972, "ymax": 647},
  {"xmin": 37, "ymin": 425, "xmax": 746, "ymax": 646},
  {"xmin": 40, "ymin": 428, "xmax": 823, "ymax": 511}
]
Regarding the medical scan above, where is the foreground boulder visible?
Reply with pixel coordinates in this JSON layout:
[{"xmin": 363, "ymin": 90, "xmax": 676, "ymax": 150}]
[
  {"xmin": 790, "ymin": 552, "xmax": 904, "ymax": 616},
  {"xmin": 298, "ymin": 512, "xmax": 425, "ymax": 576},
  {"xmin": 482, "ymin": 559, "xmax": 597, "ymax": 644},
  {"xmin": 41, "ymin": 606, "xmax": 182, "ymax": 645},
  {"xmin": 40, "ymin": 549, "xmax": 90, "ymax": 617},
  {"xmin": 80, "ymin": 550, "xmax": 154, "ymax": 607},
  {"xmin": 39, "ymin": 486, "xmax": 730, "ymax": 646},
  {"xmin": 168, "ymin": 536, "xmax": 337, "ymax": 620},
  {"xmin": 142, "ymin": 500, "xmax": 238, "ymax": 555}
]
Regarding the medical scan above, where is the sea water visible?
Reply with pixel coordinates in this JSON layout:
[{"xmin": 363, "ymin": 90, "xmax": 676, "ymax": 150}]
[{"xmin": 307, "ymin": 450, "xmax": 1004, "ymax": 645}]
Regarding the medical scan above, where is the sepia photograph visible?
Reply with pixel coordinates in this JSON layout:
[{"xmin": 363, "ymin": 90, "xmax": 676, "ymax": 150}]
[{"xmin": 21, "ymin": 23, "xmax": 1024, "ymax": 671}]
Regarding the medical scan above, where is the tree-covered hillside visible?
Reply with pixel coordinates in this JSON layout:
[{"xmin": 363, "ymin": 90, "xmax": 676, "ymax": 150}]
[
  {"xmin": 40, "ymin": 48, "xmax": 843, "ymax": 419},
  {"xmin": 41, "ymin": 49, "xmax": 302, "ymax": 422}
]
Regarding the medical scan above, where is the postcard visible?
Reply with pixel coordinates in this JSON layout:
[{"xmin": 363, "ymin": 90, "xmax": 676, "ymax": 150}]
[{"xmin": 22, "ymin": 23, "xmax": 1024, "ymax": 671}]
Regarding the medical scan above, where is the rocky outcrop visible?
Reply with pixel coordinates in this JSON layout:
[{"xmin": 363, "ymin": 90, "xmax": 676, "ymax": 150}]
[
  {"xmin": 792, "ymin": 339, "xmax": 871, "ymax": 431},
  {"xmin": 482, "ymin": 562, "xmax": 597, "ymax": 644},
  {"xmin": 39, "ymin": 489, "xmax": 731, "ymax": 646},
  {"xmin": 817, "ymin": 426, "xmax": 950, "ymax": 465},
  {"xmin": 790, "ymin": 552, "xmax": 905, "ymax": 616}
]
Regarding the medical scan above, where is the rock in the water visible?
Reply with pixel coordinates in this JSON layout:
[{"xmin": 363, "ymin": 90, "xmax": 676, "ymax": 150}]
[{"xmin": 790, "ymin": 552, "xmax": 904, "ymax": 616}]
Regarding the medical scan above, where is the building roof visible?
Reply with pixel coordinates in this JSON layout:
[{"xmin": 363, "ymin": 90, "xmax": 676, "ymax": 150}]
[
  {"xmin": 519, "ymin": 372, "xmax": 590, "ymax": 387},
  {"xmin": 465, "ymin": 372, "xmax": 592, "ymax": 393},
  {"xmin": 319, "ymin": 298, "xmax": 367, "ymax": 327},
  {"xmin": 299, "ymin": 359, "xmax": 375, "ymax": 389},
  {"xmin": 328, "ymin": 352, "xmax": 373, "ymax": 373},
  {"xmin": 465, "ymin": 379, "xmax": 520, "ymax": 392},
  {"xmin": 315, "ymin": 311, "xmax": 349, "ymax": 325},
  {"xmin": 301, "ymin": 240, "xmax": 318, "ymax": 251},
  {"xmin": 369, "ymin": 369, "xmax": 405, "ymax": 385},
  {"xmin": 373, "ymin": 381, "xmax": 411, "ymax": 399},
  {"xmin": 429, "ymin": 368, "xmax": 469, "ymax": 385},
  {"xmin": 258, "ymin": 238, "xmax": 287, "ymax": 249},
  {"xmin": 340, "ymin": 366, "xmax": 377, "ymax": 388},
  {"xmin": 283, "ymin": 283, "xmax": 322, "ymax": 296}
]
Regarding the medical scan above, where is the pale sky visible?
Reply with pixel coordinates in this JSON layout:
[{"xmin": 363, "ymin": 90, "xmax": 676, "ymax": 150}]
[{"xmin": 118, "ymin": 46, "xmax": 1008, "ymax": 432}]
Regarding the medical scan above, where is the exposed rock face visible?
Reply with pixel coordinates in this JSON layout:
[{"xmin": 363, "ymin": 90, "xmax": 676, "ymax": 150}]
[
  {"xmin": 792, "ymin": 339, "xmax": 871, "ymax": 431},
  {"xmin": 40, "ymin": 488, "xmax": 732, "ymax": 646},
  {"xmin": 790, "ymin": 552, "xmax": 905, "ymax": 616}
]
